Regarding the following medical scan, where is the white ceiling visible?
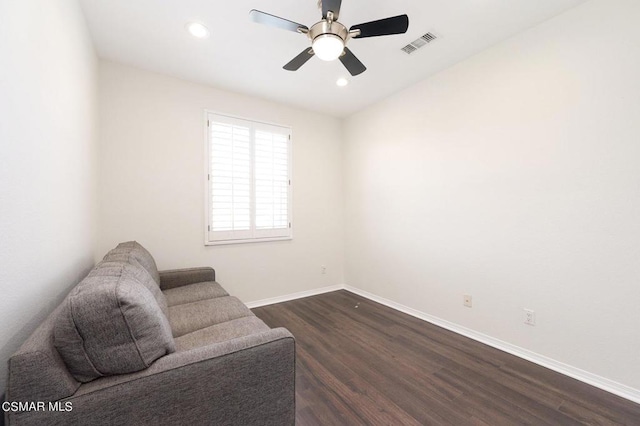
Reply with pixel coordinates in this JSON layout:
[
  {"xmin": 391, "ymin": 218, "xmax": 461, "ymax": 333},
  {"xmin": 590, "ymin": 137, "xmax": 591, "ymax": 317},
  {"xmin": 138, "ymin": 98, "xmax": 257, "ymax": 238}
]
[{"xmin": 79, "ymin": 0, "xmax": 587, "ymax": 117}]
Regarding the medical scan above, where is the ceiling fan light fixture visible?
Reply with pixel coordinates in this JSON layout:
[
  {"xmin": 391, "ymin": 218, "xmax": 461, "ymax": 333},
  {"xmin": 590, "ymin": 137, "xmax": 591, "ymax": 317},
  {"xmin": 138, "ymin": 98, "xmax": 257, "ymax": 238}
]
[
  {"xmin": 312, "ymin": 34, "xmax": 344, "ymax": 61},
  {"xmin": 186, "ymin": 22, "xmax": 210, "ymax": 39}
]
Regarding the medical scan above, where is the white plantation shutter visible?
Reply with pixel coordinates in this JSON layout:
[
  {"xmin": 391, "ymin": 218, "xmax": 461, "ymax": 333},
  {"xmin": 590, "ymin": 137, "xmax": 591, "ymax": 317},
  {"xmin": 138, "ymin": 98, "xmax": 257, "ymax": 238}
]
[
  {"xmin": 209, "ymin": 122, "xmax": 251, "ymax": 238},
  {"xmin": 255, "ymin": 130, "xmax": 289, "ymax": 234},
  {"xmin": 206, "ymin": 113, "xmax": 292, "ymax": 244}
]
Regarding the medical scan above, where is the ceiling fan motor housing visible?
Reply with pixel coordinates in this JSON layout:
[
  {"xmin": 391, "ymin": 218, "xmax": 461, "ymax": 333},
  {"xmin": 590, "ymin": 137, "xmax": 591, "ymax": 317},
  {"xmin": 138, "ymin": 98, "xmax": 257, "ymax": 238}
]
[{"xmin": 308, "ymin": 20, "xmax": 349, "ymax": 43}]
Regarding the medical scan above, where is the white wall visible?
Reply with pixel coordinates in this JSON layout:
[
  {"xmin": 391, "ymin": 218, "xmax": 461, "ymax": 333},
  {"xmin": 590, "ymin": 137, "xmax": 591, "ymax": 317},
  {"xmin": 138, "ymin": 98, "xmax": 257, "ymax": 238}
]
[
  {"xmin": 0, "ymin": 0, "xmax": 98, "ymax": 393},
  {"xmin": 98, "ymin": 61, "xmax": 344, "ymax": 303},
  {"xmin": 344, "ymin": 0, "xmax": 640, "ymax": 393}
]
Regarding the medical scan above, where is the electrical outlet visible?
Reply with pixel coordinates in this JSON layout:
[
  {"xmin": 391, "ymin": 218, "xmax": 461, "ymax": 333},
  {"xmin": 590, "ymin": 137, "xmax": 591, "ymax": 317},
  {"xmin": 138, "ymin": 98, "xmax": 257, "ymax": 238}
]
[
  {"xmin": 463, "ymin": 294, "xmax": 472, "ymax": 308},
  {"xmin": 524, "ymin": 309, "xmax": 536, "ymax": 326},
  {"xmin": 321, "ymin": 265, "xmax": 326, "ymax": 275}
]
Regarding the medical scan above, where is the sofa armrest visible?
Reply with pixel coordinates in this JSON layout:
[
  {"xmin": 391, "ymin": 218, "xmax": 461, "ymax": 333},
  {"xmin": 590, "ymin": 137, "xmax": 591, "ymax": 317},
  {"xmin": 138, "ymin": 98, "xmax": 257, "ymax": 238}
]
[
  {"xmin": 158, "ymin": 267, "xmax": 216, "ymax": 290},
  {"xmin": 8, "ymin": 328, "xmax": 295, "ymax": 426}
]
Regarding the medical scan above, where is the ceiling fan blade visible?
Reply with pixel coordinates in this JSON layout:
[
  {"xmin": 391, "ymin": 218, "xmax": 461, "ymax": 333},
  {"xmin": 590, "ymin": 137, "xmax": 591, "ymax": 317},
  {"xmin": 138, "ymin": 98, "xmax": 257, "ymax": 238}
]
[
  {"xmin": 350, "ymin": 14, "xmax": 409, "ymax": 38},
  {"xmin": 339, "ymin": 47, "xmax": 366, "ymax": 76},
  {"xmin": 322, "ymin": 0, "xmax": 343, "ymax": 20},
  {"xmin": 249, "ymin": 9, "xmax": 309, "ymax": 33},
  {"xmin": 283, "ymin": 48, "xmax": 315, "ymax": 71}
]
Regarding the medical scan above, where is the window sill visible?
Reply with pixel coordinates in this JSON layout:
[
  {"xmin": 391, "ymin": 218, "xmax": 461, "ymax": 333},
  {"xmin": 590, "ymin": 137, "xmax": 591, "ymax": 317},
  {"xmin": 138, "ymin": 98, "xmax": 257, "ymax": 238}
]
[{"xmin": 205, "ymin": 236, "xmax": 292, "ymax": 246}]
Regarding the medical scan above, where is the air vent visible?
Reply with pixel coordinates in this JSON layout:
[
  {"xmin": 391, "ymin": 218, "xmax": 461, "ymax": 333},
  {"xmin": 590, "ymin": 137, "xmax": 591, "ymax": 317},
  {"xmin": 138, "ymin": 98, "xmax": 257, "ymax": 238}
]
[
  {"xmin": 401, "ymin": 44, "xmax": 417, "ymax": 54},
  {"xmin": 401, "ymin": 32, "xmax": 438, "ymax": 54}
]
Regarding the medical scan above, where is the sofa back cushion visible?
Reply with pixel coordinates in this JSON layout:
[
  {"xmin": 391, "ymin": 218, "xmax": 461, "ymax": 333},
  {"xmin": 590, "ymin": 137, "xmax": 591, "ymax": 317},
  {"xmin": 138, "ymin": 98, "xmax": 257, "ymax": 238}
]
[
  {"xmin": 97, "ymin": 255, "xmax": 169, "ymax": 318},
  {"xmin": 54, "ymin": 262, "xmax": 175, "ymax": 383},
  {"xmin": 105, "ymin": 241, "xmax": 160, "ymax": 285}
]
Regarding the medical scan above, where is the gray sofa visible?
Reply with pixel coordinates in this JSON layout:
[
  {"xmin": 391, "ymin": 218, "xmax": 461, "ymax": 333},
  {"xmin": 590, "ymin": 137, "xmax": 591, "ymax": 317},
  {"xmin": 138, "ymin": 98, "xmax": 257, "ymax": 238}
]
[{"xmin": 4, "ymin": 242, "xmax": 295, "ymax": 425}]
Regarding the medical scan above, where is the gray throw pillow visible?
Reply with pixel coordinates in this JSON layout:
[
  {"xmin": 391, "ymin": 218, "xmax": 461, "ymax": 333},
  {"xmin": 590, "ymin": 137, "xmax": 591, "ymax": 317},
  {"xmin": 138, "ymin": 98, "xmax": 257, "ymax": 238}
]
[{"xmin": 54, "ymin": 263, "xmax": 175, "ymax": 383}]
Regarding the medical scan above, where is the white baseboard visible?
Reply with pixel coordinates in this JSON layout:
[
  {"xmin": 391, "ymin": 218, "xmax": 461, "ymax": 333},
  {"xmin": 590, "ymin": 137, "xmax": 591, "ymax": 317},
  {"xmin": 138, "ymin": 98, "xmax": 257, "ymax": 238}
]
[
  {"xmin": 245, "ymin": 284, "xmax": 343, "ymax": 309},
  {"xmin": 344, "ymin": 284, "xmax": 640, "ymax": 405}
]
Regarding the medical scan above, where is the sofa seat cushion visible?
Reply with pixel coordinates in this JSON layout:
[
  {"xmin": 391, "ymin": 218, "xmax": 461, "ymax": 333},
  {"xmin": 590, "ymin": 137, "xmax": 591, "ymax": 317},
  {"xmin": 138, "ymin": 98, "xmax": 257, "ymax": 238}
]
[
  {"xmin": 168, "ymin": 296, "xmax": 253, "ymax": 338},
  {"xmin": 173, "ymin": 317, "xmax": 270, "ymax": 352},
  {"xmin": 105, "ymin": 241, "xmax": 160, "ymax": 285},
  {"xmin": 54, "ymin": 263, "xmax": 175, "ymax": 383},
  {"xmin": 163, "ymin": 281, "xmax": 229, "ymax": 307}
]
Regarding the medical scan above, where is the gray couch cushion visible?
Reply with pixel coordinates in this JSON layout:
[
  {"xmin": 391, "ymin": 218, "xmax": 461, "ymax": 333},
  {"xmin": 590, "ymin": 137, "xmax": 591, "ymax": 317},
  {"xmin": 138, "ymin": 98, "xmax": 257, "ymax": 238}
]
[
  {"xmin": 163, "ymin": 281, "xmax": 229, "ymax": 307},
  {"xmin": 173, "ymin": 316, "xmax": 270, "ymax": 352},
  {"xmin": 54, "ymin": 263, "xmax": 175, "ymax": 383},
  {"xmin": 94, "ymin": 257, "xmax": 169, "ymax": 318},
  {"xmin": 168, "ymin": 296, "xmax": 253, "ymax": 338},
  {"xmin": 158, "ymin": 267, "xmax": 216, "ymax": 290},
  {"xmin": 105, "ymin": 241, "xmax": 160, "ymax": 285}
]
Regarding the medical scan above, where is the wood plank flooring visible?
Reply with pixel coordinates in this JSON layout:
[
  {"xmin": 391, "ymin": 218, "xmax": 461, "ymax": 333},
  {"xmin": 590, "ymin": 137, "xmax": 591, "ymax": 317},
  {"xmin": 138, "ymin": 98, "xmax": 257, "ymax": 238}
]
[{"xmin": 252, "ymin": 290, "xmax": 640, "ymax": 425}]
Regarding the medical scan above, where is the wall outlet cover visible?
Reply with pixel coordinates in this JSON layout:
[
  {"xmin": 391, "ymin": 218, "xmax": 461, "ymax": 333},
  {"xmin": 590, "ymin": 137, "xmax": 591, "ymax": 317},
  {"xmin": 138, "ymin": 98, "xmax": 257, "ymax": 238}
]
[
  {"xmin": 464, "ymin": 294, "xmax": 472, "ymax": 308},
  {"xmin": 524, "ymin": 309, "xmax": 536, "ymax": 326}
]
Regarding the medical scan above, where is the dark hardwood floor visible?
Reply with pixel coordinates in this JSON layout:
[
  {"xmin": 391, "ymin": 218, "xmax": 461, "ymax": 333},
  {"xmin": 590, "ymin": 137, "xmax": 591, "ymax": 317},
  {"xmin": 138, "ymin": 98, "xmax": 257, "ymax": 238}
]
[{"xmin": 252, "ymin": 290, "xmax": 640, "ymax": 425}]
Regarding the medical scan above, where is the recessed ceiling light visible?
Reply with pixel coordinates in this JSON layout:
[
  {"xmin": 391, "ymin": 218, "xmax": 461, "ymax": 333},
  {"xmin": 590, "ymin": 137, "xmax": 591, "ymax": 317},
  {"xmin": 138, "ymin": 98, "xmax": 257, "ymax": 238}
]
[
  {"xmin": 336, "ymin": 77, "xmax": 349, "ymax": 87},
  {"xmin": 186, "ymin": 22, "xmax": 210, "ymax": 39}
]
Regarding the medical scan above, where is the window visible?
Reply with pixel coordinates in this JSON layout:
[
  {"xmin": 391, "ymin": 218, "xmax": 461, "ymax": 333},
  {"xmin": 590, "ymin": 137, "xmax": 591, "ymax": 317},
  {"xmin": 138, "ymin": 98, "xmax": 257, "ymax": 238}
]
[{"xmin": 205, "ymin": 112, "xmax": 292, "ymax": 245}]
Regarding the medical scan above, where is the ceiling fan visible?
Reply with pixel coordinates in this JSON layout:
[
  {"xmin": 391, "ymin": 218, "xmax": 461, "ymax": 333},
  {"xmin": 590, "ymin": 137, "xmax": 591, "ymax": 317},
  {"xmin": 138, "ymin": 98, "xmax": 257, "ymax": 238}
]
[{"xmin": 249, "ymin": 0, "xmax": 409, "ymax": 76}]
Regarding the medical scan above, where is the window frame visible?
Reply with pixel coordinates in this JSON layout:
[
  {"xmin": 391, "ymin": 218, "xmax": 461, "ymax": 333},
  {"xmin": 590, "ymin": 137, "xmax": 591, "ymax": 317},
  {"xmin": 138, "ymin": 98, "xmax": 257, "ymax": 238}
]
[{"xmin": 204, "ymin": 111, "xmax": 293, "ymax": 246}]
